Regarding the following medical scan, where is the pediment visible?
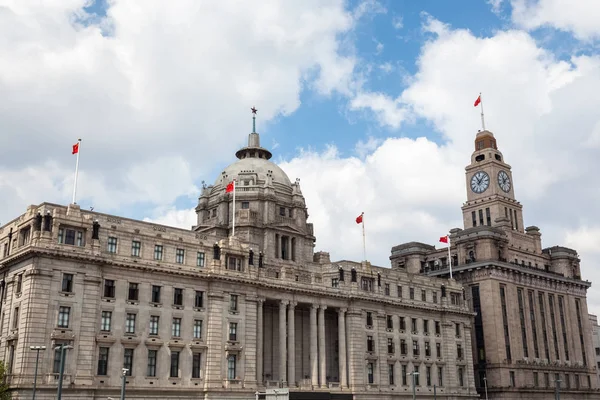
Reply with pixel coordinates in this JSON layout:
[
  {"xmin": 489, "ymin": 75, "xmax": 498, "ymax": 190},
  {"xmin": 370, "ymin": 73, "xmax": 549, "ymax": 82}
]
[{"xmin": 270, "ymin": 223, "xmax": 306, "ymax": 235}]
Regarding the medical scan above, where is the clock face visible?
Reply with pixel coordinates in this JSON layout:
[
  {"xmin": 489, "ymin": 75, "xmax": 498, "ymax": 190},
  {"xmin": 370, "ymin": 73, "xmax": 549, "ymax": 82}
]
[
  {"xmin": 498, "ymin": 170, "xmax": 511, "ymax": 193},
  {"xmin": 470, "ymin": 171, "xmax": 490, "ymax": 194}
]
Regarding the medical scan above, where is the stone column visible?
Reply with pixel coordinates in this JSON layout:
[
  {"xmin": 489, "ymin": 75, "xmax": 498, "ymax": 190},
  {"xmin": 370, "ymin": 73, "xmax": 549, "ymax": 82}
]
[
  {"xmin": 318, "ymin": 305, "xmax": 327, "ymax": 388},
  {"xmin": 310, "ymin": 305, "xmax": 318, "ymax": 387},
  {"xmin": 257, "ymin": 299, "xmax": 264, "ymax": 385},
  {"xmin": 279, "ymin": 300, "xmax": 288, "ymax": 385},
  {"xmin": 338, "ymin": 308, "xmax": 347, "ymax": 388},
  {"xmin": 288, "ymin": 301, "xmax": 296, "ymax": 386}
]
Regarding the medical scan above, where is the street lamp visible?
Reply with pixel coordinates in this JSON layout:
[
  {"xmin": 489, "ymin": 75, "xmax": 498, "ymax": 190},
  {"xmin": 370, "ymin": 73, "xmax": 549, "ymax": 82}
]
[
  {"xmin": 483, "ymin": 376, "xmax": 489, "ymax": 400},
  {"xmin": 55, "ymin": 344, "xmax": 73, "ymax": 400},
  {"xmin": 408, "ymin": 371, "xmax": 419, "ymax": 400},
  {"xmin": 30, "ymin": 345, "xmax": 46, "ymax": 400},
  {"xmin": 555, "ymin": 378, "xmax": 562, "ymax": 400},
  {"xmin": 120, "ymin": 368, "xmax": 129, "ymax": 400}
]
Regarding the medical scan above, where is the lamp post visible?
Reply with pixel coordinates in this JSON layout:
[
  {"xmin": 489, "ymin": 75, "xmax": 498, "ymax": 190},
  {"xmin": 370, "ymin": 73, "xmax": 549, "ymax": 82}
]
[
  {"xmin": 555, "ymin": 378, "xmax": 562, "ymax": 400},
  {"xmin": 120, "ymin": 368, "xmax": 128, "ymax": 400},
  {"xmin": 483, "ymin": 376, "xmax": 488, "ymax": 400},
  {"xmin": 30, "ymin": 345, "xmax": 46, "ymax": 400},
  {"xmin": 408, "ymin": 371, "xmax": 419, "ymax": 400},
  {"xmin": 55, "ymin": 344, "xmax": 73, "ymax": 400}
]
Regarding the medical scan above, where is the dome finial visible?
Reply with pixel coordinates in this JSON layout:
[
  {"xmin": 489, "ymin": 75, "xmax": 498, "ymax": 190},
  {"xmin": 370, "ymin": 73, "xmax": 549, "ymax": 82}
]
[{"xmin": 251, "ymin": 106, "xmax": 257, "ymax": 133}]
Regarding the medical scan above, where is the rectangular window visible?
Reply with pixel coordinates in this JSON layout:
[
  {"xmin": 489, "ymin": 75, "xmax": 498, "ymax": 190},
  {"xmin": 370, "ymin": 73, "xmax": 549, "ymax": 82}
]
[
  {"xmin": 412, "ymin": 318, "xmax": 418, "ymax": 333},
  {"xmin": 425, "ymin": 341, "xmax": 431, "ymax": 357},
  {"xmin": 147, "ymin": 350, "xmax": 157, "ymax": 377},
  {"xmin": 58, "ymin": 228, "xmax": 64, "ymax": 244},
  {"xmin": 230, "ymin": 294, "xmax": 238, "ymax": 311},
  {"xmin": 97, "ymin": 347, "xmax": 109, "ymax": 375},
  {"xmin": 399, "ymin": 317, "xmax": 406, "ymax": 331},
  {"xmin": 500, "ymin": 285, "xmax": 512, "ymax": 360},
  {"xmin": 389, "ymin": 364, "xmax": 394, "ymax": 385},
  {"xmin": 12, "ymin": 307, "xmax": 19, "ymax": 329},
  {"xmin": 192, "ymin": 353, "xmax": 202, "ymax": 378},
  {"xmin": 131, "ymin": 240, "xmax": 141, "ymax": 257},
  {"xmin": 426, "ymin": 366, "xmax": 431, "ymax": 386},
  {"xmin": 533, "ymin": 371, "xmax": 539, "ymax": 387},
  {"xmin": 386, "ymin": 315, "xmax": 393, "ymax": 330},
  {"xmin": 400, "ymin": 339, "xmax": 407, "ymax": 355},
  {"xmin": 123, "ymin": 348, "xmax": 133, "ymax": 376},
  {"xmin": 227, "ymin": 355, "xmax": 237, "ymax": 380},
  {"xmin": 435, "ymin": 321, "xmax": 441, "ymax": 335},
  {"xmin": 414, "ymin": 366, "xmax": 420, "ymax": 385},
  {"xmin": 103, "ymin": 279, "xmax": 115, "ymax": 298},
  {"xmin": 149, "ymin": 316, "xmax": 159, "ymax": 335},
  {"xmin": 478, "ymin": 209, "xmax": 484, "ymax": 226},
  {"xmin": 433, "ymin": 291, "xmax": 438, "ymax": 304},
  {"xmin": 101, "ymin": 311, "xmax": 112, "ymax": 332},
  {"xmin": 438, "ymin": 366, "xmax": 443, "ymax": 386},
  {"xmin": 76, "ymin": 231, "xmax": 83, "ymax": 246},
  {"xmin": 154, "ymin": 245, "xmax": 163, "ymax": 261},
  {"xmin": 436, "ymin": 342, "xmax": 441, "ymax": 358},
  {"xmin": 151, "ymin": 285, "xmax": 161, "ymax": 303},
  {"xmin": 538, "ymin": 292, "xmax": 550, "ymax": 359},
  {"xmin": 172, "ymin": 318, "xmax": 181, "ymax": 337},
  {"xmin": 128, "ymin": 282, "xmax": 139, "ymax": 301},
  {"xmin": 575, "ymin": 299, "xmax": 587, "ymax": 366},
  {"xmin": 241, "ymin": 201, "xmax": 249, "ymax": 209},
  {"xmin": 485, "ymin": 207, "xmax": 491, "ymax": 225},
  {"xmin": 457, "ymin": 343, "xmax": 463, "ymax": 359},
  {"xmin": 176, "ymin": 248, "xmax": 185, "ymax": 264},
  {"xmin": 423, "ymin": 319, "xmax": 429, "ymax": 334},
  {"xmin": 558, "ymin": 296, "xmax": 569, "ymax": 360},
  {"xmin": 472, "ymin": 211, "xmax": 477, "ymax": 227},
  {"xmin": 455, "ymin": 323, "xmax": 461, "ymax": 338},
  {"xmin": 170, "ymin": 351, "xmax": 180, "ymax": 378},
  {"xmin": 409, "ymin": 287, "xmax": 415, "ymax": 300},
  {"xmin": 125, "ymin": 313, "xmax": 136, "ymax": 334},
  {"xmin": 367, "ymin": 362, "xmax": 374, "ymax": 384},
  {"xmin": 173, "ymin": 288, "xmax": 183, "ymax": 306},
  {"xmin": 459, "ymin": 367, "xmax": 464, "ymax": 386},
  {"xmin": 366, "ymin": 312, "xmax": 373, "ymax": 326},
  {"xmin": 413, "ymin": 340, "xmax": 420, "ymax": 356},
  {"xmin": 367, "ymin": 336, "xmax": 374, "ymax": 352},
  {"xmin": 517, "ymin": 288, "xmax": 529, "ymax": 358},
  {"xmin": 53, "ymin": 345, "xmax": 62, "ymax": 373},
  {"xmin": 61, "ymin": 273, "xmax": 73, "ymax": 293},
  {"xmin": 107, "ymin": 237, "xmax": 118, "ymax": 253},
  {"xmin": 58, "ymin": 306, "xmax": 70, "ymax": 328},
  {"xmin": 194, "ymin": 291, "xmax": 204, "ymax": 308},
  {"xmin": 528, "ymin": 290, "xmax": 540, "ymax": 358},
  {"xmin": 509, "ymin": 208, "xmax": 514, "ymax": 229},
  {"xmin": 421, "ymin": 289, "xmax": 427, "ymax": 302},
  {"xmin": 331, "ymin": 278, "xmax": 339, "ymax": 288},
  {"xmin": 388, "ymin": 338, "xmax": 394, "ymax": 354},
  {"xmin": 397, "ymin": 285, "xmax": 402, "ymax": 298},
  {"xmin": 385, "ymin": 283, "xmax": 390, "ymax": 295},
  {"xmin": 196, "ymin": 252, "xmax": 205, "ymax": 267},
  {"xmin": 510, "ymin": 371, "xmax": 515, "ymax": 387},
  {"xmin": 193, "ymin": 320, "xmax": 203, "ymax": 339},
  {"xmin": 549, "ymin": 294, "xmax": 560, "ymax": 360},
  {"xmin": 544, "ymin": 373, "xmax": 550, "ymax": 387},
  {"xmin": 402, "ymin": 365, "xmax": 407, "ymax": 385},
  {"xmin": 65, "ymin": 229, "xmax": 76, "ymax": 245},
  {"xmin": 229, "ymin": 322, "xmax": 238, "ymax": 341}
]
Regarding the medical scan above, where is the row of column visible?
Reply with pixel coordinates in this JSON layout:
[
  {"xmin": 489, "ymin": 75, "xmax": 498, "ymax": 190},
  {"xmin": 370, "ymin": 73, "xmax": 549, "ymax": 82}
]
[{"xmin": 255, "ymin": 300, "xmax": 348, "ymax": 388}]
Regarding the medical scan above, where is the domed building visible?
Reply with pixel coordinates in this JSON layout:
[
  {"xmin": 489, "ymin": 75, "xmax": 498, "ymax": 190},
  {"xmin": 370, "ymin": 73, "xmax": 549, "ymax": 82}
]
[{"xmin": 0, "ymin": 114, "xmax": 474, "ymax": 400}]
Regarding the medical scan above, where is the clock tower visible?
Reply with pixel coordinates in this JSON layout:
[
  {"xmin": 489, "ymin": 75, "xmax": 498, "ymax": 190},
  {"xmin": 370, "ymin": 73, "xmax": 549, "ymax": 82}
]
[{"xmin": 461, "ymin": 130, "xmax": 524, "ymax": 232}]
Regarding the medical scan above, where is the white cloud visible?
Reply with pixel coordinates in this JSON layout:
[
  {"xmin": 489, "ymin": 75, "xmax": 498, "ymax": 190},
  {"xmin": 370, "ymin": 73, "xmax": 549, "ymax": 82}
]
[
  {"xmin": 349, "ymin": 92, "xmax": 408, "ymax": 129},
  {"xmin": 510, "ymin": 0, "xmax": 600, "ymax": 41},
  {"xmin": 378, "ymin": 62, "xmax": 394, "ymax": 74},
  {"xmin": 488, "ymin": 0, "xmax": 505, "ymax": 15},
  {"xmin": 375, "ymin": 40, "xmax": 384, "ymax": 55},
  {"xmin": 143, "ymin": 207, "xmax": 197, "ymax": 229},
  {"xmin": 392, "ymin": 16, "xmax": 404, "ymax": 30}
]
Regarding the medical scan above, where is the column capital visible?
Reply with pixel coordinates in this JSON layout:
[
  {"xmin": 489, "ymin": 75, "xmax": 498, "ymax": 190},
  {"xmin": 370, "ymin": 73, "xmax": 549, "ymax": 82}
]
[
  {"xmin": 280, "ymin": 299, "xmax": 289, "ymax": 306},
  {"xmin": 289, "ymin": 301, "xmax": 298, "ymax": 308},
  {"xmin": 338, "ymin": 307, "xmax": 347, "ymax": 314},
  {"xmin": 257, "ymin": 297, "xmax": 266, "ymax": 304},
  {"xmin": 310, "ymin": 304, "xmax": 319, "ymax": 311},
  {"xmin": 320, "ymin": 305, "xmax": 328, "ymax": 311}
]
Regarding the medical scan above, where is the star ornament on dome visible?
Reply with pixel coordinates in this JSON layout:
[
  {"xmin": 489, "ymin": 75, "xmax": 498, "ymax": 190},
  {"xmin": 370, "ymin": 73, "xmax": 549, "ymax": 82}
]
[{"xmin": 251, "ymin": 107, "xmax": 257, "ymax": 114}]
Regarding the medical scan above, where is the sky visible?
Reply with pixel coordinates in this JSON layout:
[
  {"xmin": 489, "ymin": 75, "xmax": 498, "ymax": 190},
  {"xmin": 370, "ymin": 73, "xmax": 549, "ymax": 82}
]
[{"xmin": 1, "ymin": 0, "xmax": 600, "ymax": 312}]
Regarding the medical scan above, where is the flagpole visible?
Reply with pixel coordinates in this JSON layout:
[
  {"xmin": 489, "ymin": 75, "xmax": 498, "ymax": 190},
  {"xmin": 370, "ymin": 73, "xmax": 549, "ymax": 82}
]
[
  {"xmin": 479, "ymin": 92, "xmax": 486, "ymax": 131},
  {"xmin": 447, "ymin": 235, "xmax": 453, "ymax": 279},
  {"xmin": 361, "ymin": 212, "xmax": 366, "ymax": 262},
  {"xmin": 72, "ymin": 139, "xmax": 81, "ymax": 205},
  {"xmin": 232, "ymin": 180, "xmax": 236, "ymax": 237}
]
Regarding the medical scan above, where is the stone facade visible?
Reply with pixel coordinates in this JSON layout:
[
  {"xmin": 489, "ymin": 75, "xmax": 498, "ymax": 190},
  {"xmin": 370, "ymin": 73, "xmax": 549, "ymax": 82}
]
[
  {"xmin": 0, "ymin": 129, "xmax": 477, "ymax": 399},
  {"xmin": 589, "ymin": 314, "xmax": 600, "ymax": 386},
  {"xmin": 392, "ymin": 130, "xmax": 599, "ymax": 399}
]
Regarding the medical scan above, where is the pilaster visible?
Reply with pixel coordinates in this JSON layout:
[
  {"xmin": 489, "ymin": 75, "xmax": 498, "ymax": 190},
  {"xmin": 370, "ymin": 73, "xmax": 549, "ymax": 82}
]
[
  {"xmin": 310, "ymin": 304, "xmax": 318, "ymax": 387},
  {"xmin": 256, "ymin": 298, "xmax": 264, "ymax": 386},
  {"xmin": 204, "ymin": 291, "xmax": 224, "ymax": 389},
  {"xmin": 279, "ymin": 299, "xmax": 288, "ymax": 386},
  {"xmin": 288, "ymin": 301, "xmax": 296, "ymax": 387},
  {"xmin": 318, "ymin": 305, "xmax": 327, "ymax": 388},
  {"xmin": 338, "ymin": 307, "xmax": 347, "ymax": 388}
]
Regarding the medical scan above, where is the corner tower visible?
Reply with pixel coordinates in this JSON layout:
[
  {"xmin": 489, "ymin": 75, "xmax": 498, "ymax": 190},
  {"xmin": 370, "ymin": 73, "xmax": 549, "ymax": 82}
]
[
  {"xmin": 193, "ymin": 109, "xmax": 316, "ymax": 265},
  {"xmin": 461, "ymin": 130, "xmax": 524, "ymax": 232}
]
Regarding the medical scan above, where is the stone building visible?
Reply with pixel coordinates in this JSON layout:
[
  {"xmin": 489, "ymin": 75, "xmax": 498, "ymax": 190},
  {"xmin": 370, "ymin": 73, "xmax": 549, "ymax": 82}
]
[
  {"xmin": 0, "ymin": 125, "xmax": 477, "ymax": 399},
  {"xmin": 589, "ymin": 314, "xmax": 600, "ymax": 385},
  {"xmin": 392, "ymin": 130, "xmax": 599, "ymax": 399}
]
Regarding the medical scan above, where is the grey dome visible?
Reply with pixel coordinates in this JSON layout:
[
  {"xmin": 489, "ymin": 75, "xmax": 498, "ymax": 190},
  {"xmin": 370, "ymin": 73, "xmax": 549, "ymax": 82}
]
[{"xmin": 215, "ymin": 157, "xmax": 292, "ymax": 187}]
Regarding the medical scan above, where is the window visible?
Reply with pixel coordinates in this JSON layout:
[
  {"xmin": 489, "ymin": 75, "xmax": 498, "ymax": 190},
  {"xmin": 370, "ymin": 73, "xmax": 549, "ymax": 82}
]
[
  {"xmin": 509, "ymin": 371, "xmax": 515, "ymax": 387},
  {"xmin": 361, "ymin": 277, "xmax": 374, "ymax": 292},
  {"xmin": 151, "ymin": 285, "xmax": 161, "ymax": 303},
  {"xmin": 154, "ymin": 245, "xmax": 163, "ymax": 261},
  {"xmin": 397, "ymin": 285, "xmax": 402, "ymax": 298},
  {"xmin": 414, "ymin": 366, "xmax": 420, "ymax": 385},
  {"xmin": 193, "ymin": 320, "xmax": 203, "ymax": 339},
  {"xmin": 457, "ymin": 344, "xmax": 463, "ymax": 359},
  {"xmin": 176, "ymin": 248, "xmax": 185, "ymax": 264},
  {"xmin": 367, "ymin": 362, "xmax": 374, "ymax": 384},
  {"xmin": 97, "ymin": 347, "xmax": 109, "ymax": 375},
  {"xmin": 528, "ymin": 291, "xmax": 540, "ymax": 358},
  {"xmin": 548, "ymin": 295, "xmax": 560, "ymax": 360},
  {"xmin": 367, "ymin": 336, "xmax": 374, "ymax": 352},
  {"xmin": 61, "ymin": 273, "xmax": 73, "ymax": 293},
  {"xmin": 107, "ymin": 237, "xmax": 118, "ymax": 253},
  {"xmin": 149, "ymin": 316, "xmax": 159, "ymax": 335},
  {"xmin": 402, "ymin": 365, "xmax": 407, "ymax": 385},
  {"xmin": 331, "ymin": 278, "xmax": 339, "ymax": 288},
  {"xmin": 459, "ymin": 367, "xmax": 465, "ymax": 386},
  {"xmin": 388, "ymin": 338, "xmax": 394, "ymax": 354},
  {"xmin": 472, "ymin": 211, "xmax": 477, "ymax": 227},
  {"xmin": 411, "ymin": 318, "xmax": 418, "ymax": 333},
  {"xmin": 435, "ymin": 321, "xmax": 441, "ymax": 335},
  {"xmin": 58, "ymin": 228, "xmax": 84, "ymax": 246},
  {"xmin": 426, "ymin": 366, "xmax": 432, "ymax": 386},
  {"xmin": 58, "ymin": 306, "xmax": 70, "ymax": 328},
  {"xmin": 438, "ymin": 366, "xmax": 443, "ymax": 386},
  {"xmin": 413, "ymin": 340, "xmax": 420, "ymax": 356},
  {"xmin": 196, "ymin": 252, "xmax": 205, "ymax": 267},
  {"xmin": 194, "ymin": 291, "xmax": 204, "ymax": 308},
  {"xmin": 227, "ymin": 256, "xmax": 243, "ymax": 271},
  {"xmin": 123, "ymin": 348, "xmax": 133, "ymax": 376},
  {"xmin": 229, "ymin": 322, "xmax": 238, "ymax": 341},
  {"xmin": 172, "ymin": 318, "xmax": 181, "ymax": 337},
  {"xmin": 425, "ymin": 341, "xmax": 431, "ymax": 357},
  {"xmin": 436, "ymin": 342, "xmax": 441, "ymax": 358},
  {"xmin": 227, "ymin": 355, "xmax": 237, "ymax": 380},
  {"xmin": 455, "ymin": 323, "xmax": 461, "ymax": 338},
  {"xmin": 386, "ymin": 315, "xmax": 393, "ymax": 330},
  {"xmin": 170, "ymin": 351, "xmax": 180, "ymax": 378},
  {"xmin": 241, "ymin": 201, "xmax": 249, "ymax": 209},
  {"xmin": 409, "ymin": 287, "xmax": 415, "ymax": 300},
  {"xmin": 366, "ymin": 312, "xmax": 373, "ymax": 326},
  {"xmin": 173, "ymin": 288, "xmax": 183, "ymax": 306},
  {"xmin": 533, "ymin": 372, "xmax": 539, "ymax": 387},
  {"xmin": 423, "ymin": 319, "xmax": 429, "ymax": 334},
  {"xmin": 400, "ymin": 339, "xmax": 407, "ymax": 355},
  {"xmin": 384, "ymin": 283, "xmax": 390, "ymax": 295},
  {"xmin": 433, "ymin": 291, "xmax": 438, "ymax": 303},
  {"xmin": 12, "ymin": 307, "xmax": 19, "ymax": 329},
  {"xmin": 478, "ymin": 209, "xmax": 484, "ymax": 226},
  {"xmin": 101, "ymin": 311, "xmax": 112, "ymax": 332},
  {"xmin": 485, "ymin": 207, "xmax": 491, "ymax": 225},
  {"xmin": 389, "ymin": 364, "xmax": 394, "ymax": 385},
  {"xmin": 131, "ymin": 240, "xmax": 141, "ymax": 257},
  {"xmin": 230, "ymin": 294, "xmax": 238, "ymax": 311},
  {"xmin": 53, "ymin": 345, "xmax": 64, "ymax": 373},
  {"xmin": 128, "ymin": 283, "xmax": 139, "ymax": 301},
  {"xmin": 575, "ymin": 299, "xmax": 587, "ymax": 367},
  {"xmin": 192, "ymin": 353, "xmax": 202, "ymax": 378},
  {"xmin": 517, "ymin": 288, "xmax": 529, "ymax": 358},
  {"xmin": 500, "ymin": 285, "xmax": 512, "ymax": 360},
  {"xmin": 103, "ymin": 279, "xmax": 115, "ymax": 298},
  {"xmin": 125, "ymin": 313, "xmax": 136, "ymax": 334},
  {"xmin": 16, "ymin": 274, "xmax": 22, "ymax": 293},
  {"xmin": 279, "ymin": 207, "xmax": 286, "ymax": 216},
  {"xmin": 544, "ymin": 373, "xmax": 550, "ymax": 387},
  {"xmin": 421, "ymin": 289, "xmax": 426, "ymax": 302},
  {"xmin": 399, "ymin": 317, "xmax": 406, "ymax": 331},
  {"xmin": 147, "ymin": 350, "xmax": 157, "ymax": 377}
]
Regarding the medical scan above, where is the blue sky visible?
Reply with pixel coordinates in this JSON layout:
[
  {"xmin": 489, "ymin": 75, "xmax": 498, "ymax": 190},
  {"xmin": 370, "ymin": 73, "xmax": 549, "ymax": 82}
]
[{"xmin": 2, "ymin": 0, "xmax": 600, "ymax": 312}]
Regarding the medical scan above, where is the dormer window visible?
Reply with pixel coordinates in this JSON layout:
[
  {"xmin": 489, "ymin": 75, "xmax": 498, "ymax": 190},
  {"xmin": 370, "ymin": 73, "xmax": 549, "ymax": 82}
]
[
  {"xmin": 58, "ymin": 227, "xmax": 85, "ymax": 247},
  {"xmin": 227, "ymin": 256, "xmax": 243, "ymax": 272}
]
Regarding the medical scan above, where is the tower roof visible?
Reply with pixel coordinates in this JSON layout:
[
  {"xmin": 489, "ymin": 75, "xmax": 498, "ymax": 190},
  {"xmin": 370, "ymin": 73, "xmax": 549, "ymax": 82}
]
[{"xmin": 474, "ymin": 130, "xmax": 497, "ymax": 151}]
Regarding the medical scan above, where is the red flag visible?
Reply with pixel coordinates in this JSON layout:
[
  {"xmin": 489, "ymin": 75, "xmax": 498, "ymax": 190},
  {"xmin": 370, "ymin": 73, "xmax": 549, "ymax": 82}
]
[
  {"xmin": 439, "ymin": 236, "xmax": 448, "ymax": 243},
  {"xmin": 225, "ymin": 181, "xmax": 234, "ymax": 193},
  {"xmin": 356, "ymin": 213, "xmax": 363, "ymax": 224},
  {"xmin": 474, "ymin": 95, "xmax": 481, "ymax": 107},
  {"xmin": 72, "ymin": 143, "xmax": 79, "ymax": 154}
]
